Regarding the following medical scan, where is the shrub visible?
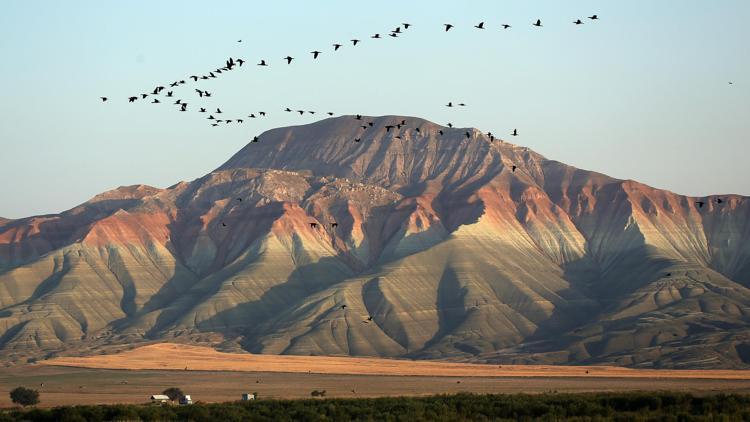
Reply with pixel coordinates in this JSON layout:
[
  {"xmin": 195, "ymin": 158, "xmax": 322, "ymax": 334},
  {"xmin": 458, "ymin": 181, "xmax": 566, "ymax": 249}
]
[
  {"xmin": 9, "ymin": 387, "xmax": 39, "ymax": 407},
  {"xmin": 162, "ymin": 387, "xmax": 185, "ymax": 401}
]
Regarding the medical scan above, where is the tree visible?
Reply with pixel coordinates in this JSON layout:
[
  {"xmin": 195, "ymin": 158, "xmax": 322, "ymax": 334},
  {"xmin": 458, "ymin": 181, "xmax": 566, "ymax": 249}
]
[
  {"xmin": 162, "ymin": 387, "xmax": 185, "ymax": 401},
  {"xmin": 10, "ymin": 387, "xmax": 39, "ymax": 406}
]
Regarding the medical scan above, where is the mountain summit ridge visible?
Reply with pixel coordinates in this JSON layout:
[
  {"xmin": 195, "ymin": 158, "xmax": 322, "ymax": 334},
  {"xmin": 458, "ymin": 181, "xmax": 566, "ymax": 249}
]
[{"xmin": 1, "ymin": 115, "xmax": 749, "ymax": 368}]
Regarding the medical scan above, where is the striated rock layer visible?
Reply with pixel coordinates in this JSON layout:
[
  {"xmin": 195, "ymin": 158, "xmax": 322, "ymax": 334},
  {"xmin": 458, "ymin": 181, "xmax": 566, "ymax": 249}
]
[{"xmin": 1, "ymin": 116, "xmax": 749, "ymax": 368}]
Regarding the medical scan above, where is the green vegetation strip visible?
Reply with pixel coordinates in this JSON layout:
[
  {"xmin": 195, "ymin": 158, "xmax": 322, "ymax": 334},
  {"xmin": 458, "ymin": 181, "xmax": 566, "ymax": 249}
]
[{"xmin": 3, "ymin": 392, "xmax": 750, "ymax": 421}]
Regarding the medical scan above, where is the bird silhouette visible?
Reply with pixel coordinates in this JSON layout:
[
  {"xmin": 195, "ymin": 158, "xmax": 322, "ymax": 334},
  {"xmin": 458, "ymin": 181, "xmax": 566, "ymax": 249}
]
[
  {"xmin": 446, "ymin": 102, "xmax": 454, "ymax": 107},
  {"xmin": 512, "ymin": 128, "xmax": 518, "ymax": 136},
  {"xmin": 351, "ymin": 39, "xmax": 360, "ymax": 46},
  {"xmin": 371, "ymin": 33, "xmax": 381, "ymax": 39},
  {"xmin": 308, "ymin": 111, "xmax": 316, "ymax": 114},
  {"xmin": 512, "ymin": 165, "xmax": 517, "ymax": 172},
  {"xmin": 368, "ymin": 122, "xmax": 373, "ymax": 126},
  {"xmin": 475, "ymin": 21, "xmax": 485, "ymax": 29},
  {"xmin": 180, "ymin": 104, "xmax": 187, "ymax": 111},
  {"xmin": 311, "ymin": 51, "xmax": 322, "ymax": 59},
  {"xmin": 285, "ymin": 107, "xmax": 292, "ymax": 112},
  {"xmin": 533, "ymin": 19, "xmax": 543, "ymax": 27},
  {"xmin": 574, "ymin": 19, "xmax": 584, "ymax": 25},
  {"xmin": 717, "ymin": 198, "xmax": 724, "ymax": 204},
  {"xmin": 447, "ymin": 123, "xmax": 453, "ymax": 128},
  {"xmin": 174, "ymin": 99, "xmax": 182, "ymax": 105},
  {"xmin": 252, "ymin": 136, "xmax": 259, "ymax": 143},
  {"xmin": 204, "ymin": 91, "xmax": 212, "ymax": 97},
  {"xmin": 152, "ymin": 99, "xmax": 160, "ymax": 104},
  {"xmin": 237, "ymin": 59, "xmax": 245, "ymax": 66},
  {"xmin": 216, "ymin": 108, "xmax": 222, "ymax": 113},
  {"xmin": 166, "ymin": 91, "xmax": 173, "ymax": 97},
  {"xmin": 341, "ymin": 304, "xmax": 347, "ymax": 309},
  {"xmin": 385, "ymin": 125, "xmax": 394, "ymax": 132},
  {"xmin": 199, "ymin": 108, "xmax": 206, "ymax": 112},
  {"xmin": 284, "ymin": 56, "xmax": 294, "ymax": 64},
  {"xmin": 297, "ymin": 110, "xmax": 305, "ymax": 115},
  {"xmin": 415, "ymin": 127, "xmax": 421, "ymax": 133},
  {"xmin": 696, "ymin": 201, "xmax": 705, "ymax": 208},
  {"xmin": 196, "ymin": 89, "xmax": 204, "ymax": 97},
  {"xmin": 100, "ymin": 97, "xmax": 107, "ymax": 102},
  {"xmin": 355, "ymin": 114, "xmax": 362, "ymax": 120},
  {"xmin": 207, "ymin": 115, "xmax": 215, "ymax": 120},
  {"xmin": 331, "ymin": 222, "xmax": 338, "ymax": 228},
  {"xmin": 403, "ymin": 23, "xmax": 412, "ymax": 29},
  {"xmin": 259, "ymin": 111, "xmax": 266, "ymax": 116},
  {"xmin": 310, "ymin": 222, "xmax": 318, "ymax": 229},
  {"xmin": 393, "ymin": 27, "xmax": 402, "ymax": 33},
  {"xmin": 327, "ymin": 112, "xmax": 334, "ymax": 116},
  {"xmin": 588, "ymin": 15, "xmax": 599, "ymax": 20},
  {"xmin": 258, "ymin": 59, "xmax": 268, "ymax": 66},
  {"xmin": 501, "ymin": 24, "xmax": 512, "ymax": 29},
  {"xmin": 458, "ymin": 103, "xmax": 466, "ymax": 106},
  {"xmin": 354, "ymin": 138, "xmax": 361, "ymax": 142},
  {"xmin": 465, "ymin": 131, "xmax": 471, "ymax": 138},
  {"xmin": 170, "ymin": 82, "xmax": 179, "ymax": 87},
  {"xmin": 333, "ymin": 43, "xmax": 342, "ymax": 51},
  {"xmin": 438, "ymin": 130, "xmax": 444, "ymax": 136},
  {"xmin": 389, "ymin": 33, "xmax": 398, "ymax": 38},
  {"xmin": 236, "ymin": 119, "xmax": 244, "ymax": 123},
  {"xmin": 140, "ymin": 94, "xmax": 148, "ymax": 99},
  {"xmin": 222, "ymin": 222, "xmax": 227, "ymax": 227},
  {"xmin": 444, "ymin": 23, "xmax": 454, "ymax": 32},
  {"xmin": 249, "ymin": 113, "xmax": 256, "ymax": 118}
]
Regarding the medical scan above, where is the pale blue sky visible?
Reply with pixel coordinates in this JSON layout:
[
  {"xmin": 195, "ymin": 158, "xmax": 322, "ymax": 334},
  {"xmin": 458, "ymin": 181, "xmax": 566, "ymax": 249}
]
[{"xmin": 1, "ymin": 1, "xmax": 748, "ymax": 218}]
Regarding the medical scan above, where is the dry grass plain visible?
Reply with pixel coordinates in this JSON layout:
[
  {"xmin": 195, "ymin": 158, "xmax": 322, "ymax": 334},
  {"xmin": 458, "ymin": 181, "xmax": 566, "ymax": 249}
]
[{"xmin": 0, "ymin": 343, "xmax": 745, "ymax": 408}]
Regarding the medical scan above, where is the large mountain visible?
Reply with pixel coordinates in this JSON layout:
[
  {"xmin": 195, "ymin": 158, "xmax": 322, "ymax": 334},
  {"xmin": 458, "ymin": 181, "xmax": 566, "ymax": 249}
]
[{"xmin": 1, "ymin": 116, "xmax": 749, "ymax": 368}]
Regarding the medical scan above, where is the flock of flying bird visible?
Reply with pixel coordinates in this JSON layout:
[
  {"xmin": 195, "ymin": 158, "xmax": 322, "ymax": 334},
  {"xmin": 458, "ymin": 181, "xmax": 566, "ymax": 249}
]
[{"xmin": 100, "ymin": 16, "xmax": 604, "ymax": 131}]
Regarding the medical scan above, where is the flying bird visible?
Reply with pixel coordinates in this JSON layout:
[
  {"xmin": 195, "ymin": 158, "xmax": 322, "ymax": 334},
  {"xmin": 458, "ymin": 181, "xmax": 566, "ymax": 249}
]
[
  {"xmin": 333, "ymin": 43, "xmax": 342, "ymax": 51},
  {"xmin": 166, "ymin": 91, "xmax": 173, "ymax": 97},
  {"xmin": 311, "ymin": 50, "xmax": 322, "ymax": 59},
  {"xmin": 403, "ymin": 23, "xmax": 411, "ymax": 29},
  {"xmin": 216, "ymin": 108, "xmax": 222, "ymax": 113},
  {"xmin": 152, "ymin": 99, "xmax": 160, "ymax": 103},
  {"xmin": 717, "ymin": 198, "xmax": 724, "ymax": 204},
  {"xmin": 588, "ymin": 15, "xmax": 599, "ymax": 20},
  {"xmin": 444, "ymin": 23, "xmax": 454, "ymax": 32},
  {"xmin": 385, "ymin": 125, "xmax": 394, "ymax": 132},
  {"xmin": 512, "ymin": 128, "xmax": 518, "ymax": 136},
  {"xmin": 533, "ymin": 19, "xmax": 543, "ymax": 27},
  {"xmin": 196, "ymin": 89, "xmax": 204, "ymax": 97},
  {"xmin": 389, "ymin": 33, "xmax": 398, "ymax": 38},
  {"xmin": 341, "ymin": 305, "xmax": 347, "ymax": 309},
  {"xmin": 285, "ymin": 107, "xmax": 292, "ymax": 112},
  {"xmin": 447, "ymin": 123, "xmax": 453, "ymax": 128},
  {"xmin": 446, "ymin": 102, "xmax": 454, "ymax": 107},
  {"xmin": 354, "ymin": 138, "xmax": 361, "ymax": 142},
  {"xmin": 573, "ymin": 19, "xmax": 584, "ymax": 25},
  {"xmin": 284, "ymin": 56, "xmax": 294, "ymax": 64},
  {"xmin": 237, "ymin": 58, "xmax": 245, "ymax": 66},
  {"xmin": 140, "ymin": 94, "xmax": 148, "ymax": 99},
  {"xmin": 475, "ymin": 21, "xmax": 485, "ymax": 29},
  {"xmin": 695, "ymin": 201, "xmax": 705, "ymax": 208},
  {"xmin": 258, "ymin": 59, "xmax": 268, "ymax": 66},
  {"xmin": 199, "ymin": 108, "xmax": 206, "ymax": 112},
  {"xmin": 100, "ymin": 97, "xmax": 107, "ymax": 102},
  {"xmin": 327, "ymin": 112, "xmax": 334, "ymax": 116},
  {"xmin": 259, "ymin": 111, "xmax": 266, "ymax": 116},
  {"xmin": 351, "ymin": 39, "xmax": 360, "ymax": 46},
  {"xmin": 371, "ymin": 33, "xmax": 381, "ymax": 39},
  {"xmin": 438, "ymin": 130, "xmax": 444, "ymax": 136},
  {"xmin": 252, "ymin": 136, "xmax": 259, "ymax": 143},
  {"xmin": 465, "ymin": 131, "xmax": 471, "ymax": 138},
  {"xmin": 512, "ymin": 165, "xmax": 517, "ymax": 172},
  {"xmin": 458, "ymin": 103, "xmax": 466, "ymax": 106},
  {"xmin": 355, "ymin": 114, "xmax": 362, "ymax": 120},
  {"xmin": 297, "ymin": 110, "xmax": 305, "ymax": 115},
  {"xmin": 501, "ymin": 24, "xmax": 512, "ymax": 29}
]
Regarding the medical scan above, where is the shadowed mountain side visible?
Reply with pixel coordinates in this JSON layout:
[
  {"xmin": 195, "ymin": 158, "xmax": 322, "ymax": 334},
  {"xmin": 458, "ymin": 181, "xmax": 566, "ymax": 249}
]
[{"xmin": 0, "ymin": 116, "xmax": 748, "ymax": 368}]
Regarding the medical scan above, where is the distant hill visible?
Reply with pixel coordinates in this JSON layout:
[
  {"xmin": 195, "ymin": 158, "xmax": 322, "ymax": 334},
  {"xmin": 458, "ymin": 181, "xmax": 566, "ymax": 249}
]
[{"xmin": 1, "ymin": 116, "xmax": 749, "ymax": 368}]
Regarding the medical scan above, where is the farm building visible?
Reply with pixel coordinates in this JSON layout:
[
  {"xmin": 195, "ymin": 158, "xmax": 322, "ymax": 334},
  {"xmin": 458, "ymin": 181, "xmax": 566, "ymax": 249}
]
[
  {"xmin": 242, "ymin": 393, "xmax": 256, "ymax": 401},
  {"xmin": 179, "ymin": 395, "xmax": 193, "ymax": 405},
  {"xmin": 150, "ymin": 394, "xmax": 170, "ymax": 403}
]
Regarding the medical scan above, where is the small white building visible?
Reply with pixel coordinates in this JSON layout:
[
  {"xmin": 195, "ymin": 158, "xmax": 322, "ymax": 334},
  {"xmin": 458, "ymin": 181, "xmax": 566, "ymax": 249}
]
[
  {"xmin": 150, "ymin": 394, "xmax": 170, "ymax": 403},
  {"xmin": 179, "ymin": 395, "xmax": 193, "ymax": 405},
  {"xmin": 242, "ymin": 393, "xmax": 256, "ymax": 401}
]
